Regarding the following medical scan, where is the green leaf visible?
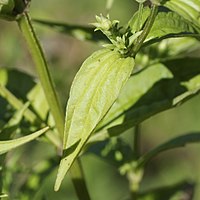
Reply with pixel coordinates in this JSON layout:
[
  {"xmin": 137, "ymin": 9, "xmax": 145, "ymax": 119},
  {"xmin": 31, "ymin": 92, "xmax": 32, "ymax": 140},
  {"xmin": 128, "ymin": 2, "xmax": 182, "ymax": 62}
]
[
  {"xmin": 128, "ymin": 6, "xmax": 151, "ymax": 34},
  {"xmin": 145, "ymin": 10, "xmax": 198, "ymax": 42},
  {"xmin": 93, "ymin": 57, "xmax": 200, "ymax": 139},
  {"xmin": 0, "ymin": 68, "xmax": 63, "ymax": 149},
  {"xmin": 138, "ymin": 133, "xmax": 200, "ymax": 168},
  {"xmin": 0, "ymin": 0, "xmax": 10, "ymax": 5},
  {"xmin": 0, "ymin": 68, "xmax": 49, "ymax": 124},
  {"xmin": 0, "ymin": 102, "xmax": 30, "ymax": 140},
  {"xmin": 0, "ymin": 68, "xmax": 61, "ymax": 147},
  {"xmin": 162, "ymin": 0, "xmax": 200, "ymax": 30},
  {"xmin": 154, "ymin": 37, "xmax": 200, "ymax": 57},
  {"xmin": 0, "ymin": 84, "xmax": 38, "ymax": 124},
  {"xmin": 129, "ymin": 7, "xmax": 199, "ymax": 47},
  {"xmin": 54, "ymin": 48, "xmax": 135, "ymax": 191},
  {"xmin": 27, "ymin": 82, "xmax": 52, "ymax": 124},
  {"xmin": 0, "ymin": 126, "xmax": 49, "ymax": 155},
  {"xmin": 34, "ymin": 19, "xmax": 107, "ymax": 43},
  {"xmin": 0, "ymin": 68, "xmax": 35, "ymax": 101},
  {"xmin": 138, "ymin": 181, "xmax": 194, "ymax": 200}
]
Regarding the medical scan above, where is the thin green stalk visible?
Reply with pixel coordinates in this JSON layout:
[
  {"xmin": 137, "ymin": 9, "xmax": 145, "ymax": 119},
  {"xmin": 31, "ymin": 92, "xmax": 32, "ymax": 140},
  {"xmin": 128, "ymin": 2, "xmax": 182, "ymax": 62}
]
[
  {"xmin": 130, "ymin": 189, "xmax": 138, "ymax": 200},
  {"xmin": 131, "ymin": 4, "xmax": 158, "ymax": 57},
  {"xmin": 127, "ymin": 124, "xmax": 142, "ymax": 200},
  {"xmin": 133, "ymin": 125, "xmax": 141, "ymax": 159},
  {"xmin": 0, "ymin": 156, "xmax": 5, "ymax": 200},
  {"xmin": 17, "ymin": 12, "xmax": 64, "ymax": 138},
  {"xmin": 70, "ymin": 159, "xmax": 91, "ymax": 200},
  {"xmin": 17, "ymin": 11, "xmax": 90, "ymax": 199}
]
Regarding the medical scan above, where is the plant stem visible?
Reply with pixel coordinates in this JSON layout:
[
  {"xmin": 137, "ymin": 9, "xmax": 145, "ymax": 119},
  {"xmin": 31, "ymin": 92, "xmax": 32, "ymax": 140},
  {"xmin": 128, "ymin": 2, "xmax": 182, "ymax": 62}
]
[
  {"xmin": 70, "ymin": 159, "xmax": 91, "ymax": 200},
  {"xmin": 131, "ymin": 4, "xmax": 158, "ymax": 57},
  {"xmin": 17, "ymin": 12, "xmax": 90, "ymax": 199},
  {"xmin": 0, "ymin": 156, "xmax": 5, "ymax": 199},
  {"xmin": 17, "ymin": 12, "xmax": 64, "ymax": 138},
  {"xmin": 126, "ymin": 124, "xmax": 142, "ymax": 200},
  {"xmin": 134, "ymin": 124, "xmax": 141, "ymax": 159}
]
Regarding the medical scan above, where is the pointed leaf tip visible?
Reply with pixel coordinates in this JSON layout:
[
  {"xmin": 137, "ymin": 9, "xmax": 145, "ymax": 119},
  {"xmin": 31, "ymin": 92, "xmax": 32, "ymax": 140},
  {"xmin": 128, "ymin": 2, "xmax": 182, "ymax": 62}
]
[
  {"xmin": 54, "ymin": 48, "xmax": 135, "ymax": 190},
  {"xmin": 0, "ymin": 126, "xmax": 49, "ymax": 155}
]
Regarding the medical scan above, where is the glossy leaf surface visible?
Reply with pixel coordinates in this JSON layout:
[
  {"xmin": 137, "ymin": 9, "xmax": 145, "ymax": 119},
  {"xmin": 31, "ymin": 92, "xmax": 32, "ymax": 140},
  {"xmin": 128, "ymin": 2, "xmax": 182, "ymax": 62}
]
[{"xmin": 55, "ymin": 48, "xmax": 135, "ymax": 191}]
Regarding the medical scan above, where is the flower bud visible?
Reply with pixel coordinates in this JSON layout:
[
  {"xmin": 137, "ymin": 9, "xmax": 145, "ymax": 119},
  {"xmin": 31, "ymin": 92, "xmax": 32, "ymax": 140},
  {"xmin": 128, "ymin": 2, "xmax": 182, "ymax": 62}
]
[{"xmin": 93, "ymin": 14, "xmax": 112, "ymax": 31}]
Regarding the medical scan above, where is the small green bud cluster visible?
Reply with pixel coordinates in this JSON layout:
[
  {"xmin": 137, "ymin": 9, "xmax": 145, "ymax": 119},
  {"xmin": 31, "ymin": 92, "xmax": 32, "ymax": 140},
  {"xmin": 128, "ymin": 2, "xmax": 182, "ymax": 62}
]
[
  {"xmin": 92, "ymin": 14, "xmax": 119, "ymax": 38},
  {"xmin": 92, "ymin": 14, "xmax": 127, "ymax": 54},
  {"xmin": 0, "ymin": 0, "xmax": 30, "ymax": 20},
  {"xmin": 93, "ymin": 14, "xmax": 143, "ymax": 56},
  {"xmin": 93, "ymin": 14, "xmax": 113, "ymax": 32}
]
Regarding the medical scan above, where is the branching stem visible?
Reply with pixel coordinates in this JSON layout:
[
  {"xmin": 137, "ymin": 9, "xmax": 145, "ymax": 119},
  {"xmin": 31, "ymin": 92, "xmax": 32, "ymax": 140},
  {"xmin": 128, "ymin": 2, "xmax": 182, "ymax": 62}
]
[{"xmin": 131, "ymin": 4, "xmax": 158, "ymax": 57}]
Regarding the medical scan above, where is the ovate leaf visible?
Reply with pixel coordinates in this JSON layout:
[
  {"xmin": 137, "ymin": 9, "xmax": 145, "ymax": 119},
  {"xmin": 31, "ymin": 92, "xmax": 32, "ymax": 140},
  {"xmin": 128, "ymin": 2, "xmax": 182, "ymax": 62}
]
[
  {"xmin": 93, "ymin": 57, "xmax": 200, "ymax": 140},
  {"xmin": 128, "ymin": 6, "xmax": 150, "ymax": 34},
  {"xmin": 162, "ymin": 0, "xmax": 200, "ymax": 30},
  {"xmin": 145, "ymin": 10, "xmax": 197, "ymax": 42},
  {"xmin": 54, "ymin": 48, "xmax": 135, "ymax": 191},
  {"xmin": 0, "ymin": 126, "xmax": 49, "ymax": 155},
  {"xmin": 129, "ymin": 7, "xmax": 198, "ymax": 47},
  {"xmin": 95, "ymin": 63, "xmax": 173, "ymax": 135}
]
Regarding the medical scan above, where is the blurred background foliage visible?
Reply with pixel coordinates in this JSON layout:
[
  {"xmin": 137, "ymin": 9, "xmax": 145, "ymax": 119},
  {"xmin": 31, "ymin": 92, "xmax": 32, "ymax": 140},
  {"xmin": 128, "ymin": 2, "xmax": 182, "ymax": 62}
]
[{"xmin": 0, "ymin": 0, "xmax": 200, "ymax": 199}]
